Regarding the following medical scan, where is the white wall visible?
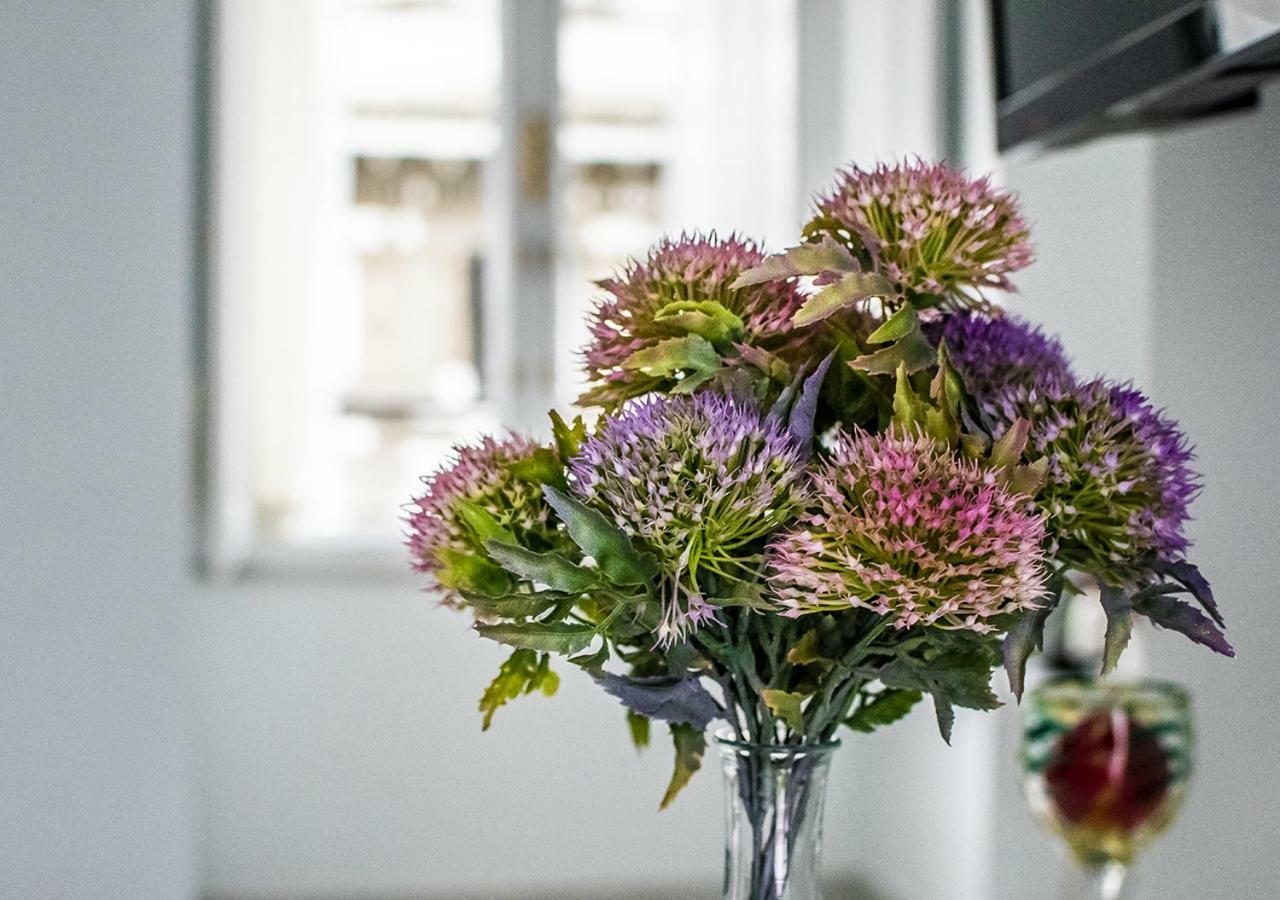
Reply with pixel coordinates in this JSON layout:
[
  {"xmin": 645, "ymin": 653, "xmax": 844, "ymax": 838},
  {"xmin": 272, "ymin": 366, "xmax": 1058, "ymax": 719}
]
[
  {"xmin": 992, "ymin": 87, "xmax": 1280, "ymax": 900},
  {"xmin": 192, "ymin": 578, "xmax": 723, "ymax": 897},
  {"xmin": 1002, "ymin": 136, "xmax": 1157, "ymax": 385},
  {"xmin": 0, "ymin": 2, "xmax": 199, "ymax": 897},
  {"xmin": 1140, "ymin": 84, "xmax": 1280, "ymax": 900},
  {"xmin": 991, "ymin": 133, "xmax": 1158, "ymax": 900}
]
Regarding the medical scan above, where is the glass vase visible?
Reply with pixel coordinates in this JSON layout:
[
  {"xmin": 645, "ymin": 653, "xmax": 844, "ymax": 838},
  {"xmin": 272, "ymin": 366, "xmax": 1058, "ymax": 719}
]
[{"xmin": 716, "ymin": 732, "xmax": 839, "ymax": 900}]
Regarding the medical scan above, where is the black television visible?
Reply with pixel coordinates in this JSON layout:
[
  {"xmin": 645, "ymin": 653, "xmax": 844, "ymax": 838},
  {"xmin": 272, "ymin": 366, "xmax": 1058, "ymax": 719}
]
[{"xmin": 991, "ymin": 0, "xmax": 1280, "ymax": 152}]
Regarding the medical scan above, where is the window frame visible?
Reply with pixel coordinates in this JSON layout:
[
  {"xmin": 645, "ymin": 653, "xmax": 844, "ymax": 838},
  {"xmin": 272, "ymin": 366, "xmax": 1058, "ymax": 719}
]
[{"xmin": 196, "ymin": 0, "xmax": 924, "ymax": 581}]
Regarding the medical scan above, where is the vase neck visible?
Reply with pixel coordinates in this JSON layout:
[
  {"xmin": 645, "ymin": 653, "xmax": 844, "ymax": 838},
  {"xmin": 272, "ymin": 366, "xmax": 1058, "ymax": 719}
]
[{"xmin": 716, "ymin": 737, "xmax": 838, "ymax": 900}]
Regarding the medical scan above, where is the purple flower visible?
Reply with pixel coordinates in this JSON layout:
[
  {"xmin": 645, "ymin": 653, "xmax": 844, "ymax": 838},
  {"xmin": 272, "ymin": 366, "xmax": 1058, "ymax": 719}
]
[
  {"xmin": 926, "ymin": 311, "xmax": 1074, "ymax": 421},
  {"xmin": 579, "ymin": 233, "xmax": 806, "ymax": 408},
  {"xmin": 806, "ymin": 158, "xmax": 1033, "ymax": 309},
  {"xmin": 571, "ymin": 392, "xmax": 808, "ymax": 643},
  {"xmin": 767, "ymin": 429, "xmax": 1048, "ymax": 633},
  {"xmin": 406, "ymin": 435, "xmax": 553, "ymax": 604},
  {"xmin": 1007, "ymin": 381, "xmax": 1199, "ymax": 583}
]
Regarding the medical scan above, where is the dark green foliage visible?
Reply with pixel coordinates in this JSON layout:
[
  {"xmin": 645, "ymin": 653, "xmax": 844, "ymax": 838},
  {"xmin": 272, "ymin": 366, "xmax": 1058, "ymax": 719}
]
[
  {"xmin": 845, "ymin": 689, "xmax": 923, "ymax": 734},
  {"xmin": 1100, "ymin": 584, "xmax": 1134, "ymax": 676},
  {"xmin": 484, "ymin": 541, "xmax": 600, "ymax": 594},
  {"xmin": 541, "ymin": 485, "xmax": 660, "ymax": 586},
  {"xmin": 880, "ymin": 636, "xmax": 1002, "ymax": 744},
  {"xmin": 474, "ymin": 621, "xmax": 596, "ymax": 655}
]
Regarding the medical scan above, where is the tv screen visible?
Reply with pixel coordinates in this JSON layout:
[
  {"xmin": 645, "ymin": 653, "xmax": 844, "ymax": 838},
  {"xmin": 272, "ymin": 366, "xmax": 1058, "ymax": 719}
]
[
  {"xmin": 995, "ymin": 0, "xmax": 1190, "ymax": 101},
  {"xmin": 991, "ymin": 0, "xmax": 1279, "ymax": 152}
]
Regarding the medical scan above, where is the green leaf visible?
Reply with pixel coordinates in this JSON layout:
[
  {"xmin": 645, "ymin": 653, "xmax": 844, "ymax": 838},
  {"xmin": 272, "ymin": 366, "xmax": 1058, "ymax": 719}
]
[
  {"xmin": 845, "ymin": 689, "xmax": 922, "ymax": 733},
  {"xmin": 436, "ymin": 548, "xmax": 513, "ymax": 597},
  {"xmin": 1099, "ymin": 584, "xmax": 1133, "ymax": 676},
  {"xmin": 474, "ymin": 621, "xmax": 595, "ymax": 655},
  {"xmin": 929, "ymin": 339, "xmax": 967, "ymax": 408},
  {"xmin": 1002, "ymin": 602, "xmax": 1056, "ymax": 702},
  {"xmin": 989, "ymin": 418, "xmax": 1030, "ymax": 469},
  {"xmin": 1003, "ymin": 456, "xmax": 1047, "ymax": 497},
  {"xmin": 568, "ymin": 640, "xmax": 610, "ymax": 670},
  {"xmin": 786, "ymin": 630, "xmax": 834, "ymax": 668},
  {"xmin": 891, "ymin": 362, "xmax": 928, "ymax": 431},
  {"xmin": 880, "ymin": 652, "xmax": 1001, "ymax": 744},
  {"xmin": 479, "ymin": 649, "xmax": 554, "ymax": 730},
  {"xmin": 668, "ymin": 369, "xmax": 718, "ymax": 394},
  {"xmin": 660, "ymin": 723, "xmax": 706, "ymax": 810},
  {"xmin": 621, "ymin": 334, "xmax": 721, "ymax": 382},
  {"xmin": 792, "ymin": 272, "xmax": 896, "ymax": 328},
  {"xmin": 455, "ymin": 500, "xmax": 517, "ymax": 546},
  {"xmin": 959, "ymin": 432, "xmax": 989, "ymax": 458},
  {"xmin": 532, "ymin": 655, "xmax": 560, "ymax": 697},
  {"xmin": 654, "ymin": 300, "xmax": 745, "ymax": 345},
  {"xmin": 929, "ymin": 693, "xmax": 956, "ymax": 743},
  {"xmin": 627, "ymin": 710, "xmax": 651, "ymax": 750},
  {"xmin": 729, "ymin": 236, "xmax": 859, "ymax": 288},
  {"xmin": 460, "ymin": 590, "xmax": 561, "ymax": 620},
  {"xmin": 549, "ymin": 410, "xmax": 588, "ymax": 461},
  {"xmin": 848, "ymin": 329, "xmax": 936, "ymax": 375},
  {"xmin": 735, "ymin": 343, "xmax": 792, "ymax": 383},
  {"xmin": 542, "ymin": 485, "xmax": 660, "ymax": 586},
  {"xmin": 923, "ymin": 404, "xmax": 960, "ymax": 445},
  {"xmin": 986, "ymin": 419, "xmax": 1047, "ymax": 496},
  {"xmin": 866, "ymin": 304, "xmax": 919, "ymax": 344},
  {"xmin": 707, "ymin": 580, "xmax": 774, "ymax": 611},
  {"xmin": 484, "ymin": 540, "xmax": 599, "ymax": 593},
  {"xmin": 922, "ymin": 342, "xmax": 962, "ymax": 445},
  {"xmin": 762, "ymin": 689, "xmax": 806, "ymax": 733},
  {"xmin": 510, "ymin": 447, "xmax": 566, "ymax": 489}
]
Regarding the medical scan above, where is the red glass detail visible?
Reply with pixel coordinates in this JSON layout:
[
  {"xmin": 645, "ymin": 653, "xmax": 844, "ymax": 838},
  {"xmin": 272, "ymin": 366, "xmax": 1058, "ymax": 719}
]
[{"xmin": 1044, "ymin": 708, "xmax": 1171, "ymax": 831}]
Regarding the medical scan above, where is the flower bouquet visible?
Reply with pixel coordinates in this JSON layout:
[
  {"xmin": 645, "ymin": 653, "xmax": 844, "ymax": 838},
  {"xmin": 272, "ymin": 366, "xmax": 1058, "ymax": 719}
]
[{"xmin": 406, "ymin": 159, "xmax": 1232, "ymax": 899}]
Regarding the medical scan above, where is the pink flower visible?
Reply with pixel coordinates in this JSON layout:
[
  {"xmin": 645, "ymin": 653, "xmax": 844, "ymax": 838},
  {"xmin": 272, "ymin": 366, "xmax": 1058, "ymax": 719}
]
[
  {"xmin": 806, "ymin": 158, "xmax": 1032, "ymax": 309},
  {"xmin": 579, "ymin": 233, "xmax": 805, "ymax": 407},
  {"xmin": 767, "ymin": 429, "xmax": 1048, "ymax": 632},
  {"xmin": 406, "ymin": 435, "xmax": 552, "ymax": 604}
]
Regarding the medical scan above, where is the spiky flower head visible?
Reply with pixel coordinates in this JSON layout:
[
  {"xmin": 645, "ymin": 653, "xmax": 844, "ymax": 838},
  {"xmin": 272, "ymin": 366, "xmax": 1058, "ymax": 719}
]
[
  {"xmin": 805, "ymin": 158, "xmax": 1033, "ymax": 309},
  {"xmin": 927, "ymin": 310, "xmax": 1075, "ymax": 421},
  {"xmin": 570, "ymin": 392, "xmax": 808, "ymax": 643},
  {"xmin": 406, "ymin": 434, "xmax": 554, "ymax": 604},
  {"xmin": 768, "ymin": 429, "xmax": 1048, "ymax": 632},
  {"xmin": 580, "ymin": 233, "xmax": 806, "ymax": 408},
  {"xmin": 1004, "ymin": 380, "xmax": 1198, "ymax": 584}
]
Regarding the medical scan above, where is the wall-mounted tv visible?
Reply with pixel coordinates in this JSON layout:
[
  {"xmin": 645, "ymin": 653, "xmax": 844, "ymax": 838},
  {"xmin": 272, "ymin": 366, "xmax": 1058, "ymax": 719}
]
[{"xmin": 992, "ymin": 0, "xmax": 1280, "ymax": 152}]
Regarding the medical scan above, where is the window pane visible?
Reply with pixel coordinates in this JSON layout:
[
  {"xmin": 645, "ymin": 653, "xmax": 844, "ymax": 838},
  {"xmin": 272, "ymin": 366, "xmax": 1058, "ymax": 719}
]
[
  {"xmin": 247, "ymin": 0, "xmax": 500, "ymax": 547},
  {"xmin": 555, "ymin": 0, "xmax": 799, "ymax": 403},
  {"xmin": 229, "ymin": 0, "xmax": 796, "ymax": 553}
]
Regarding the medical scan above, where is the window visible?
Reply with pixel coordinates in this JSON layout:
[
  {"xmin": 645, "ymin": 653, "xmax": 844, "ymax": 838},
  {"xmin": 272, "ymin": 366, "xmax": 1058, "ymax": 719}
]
[{"xmin": 208, "ymin": 0, "xmax": 802, "ymax": 573}]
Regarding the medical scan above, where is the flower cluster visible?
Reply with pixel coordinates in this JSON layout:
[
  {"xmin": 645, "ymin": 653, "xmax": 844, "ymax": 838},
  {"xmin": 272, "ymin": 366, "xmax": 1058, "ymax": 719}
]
[
  {"xmin": 406, "ymin": 435, "xmax": 553, "ymax": 604},
  {"xmin": 768, "ymin": 429, "xmax": 1048, "ymax": 632},
  {"xmin": 927, "ymin": 310, "xmax": 1074, "ymax": 420},
  {"xmin": 1011, "ymin": 380, "xmax": 1198, "ymax": 584},
  {"xmin": 408, "ymin": 156, "xmax": 1228, "ymax": 805},
  {"xmin": 580, "ymin": 233, "xmax": 805, "ymax": 407},
  {"xmin": 806, "ymin": 159, "xmax": 1032, "ymax": 308},
  {"xmin": 570, "ymin": 392, "xmax": 808, "ymax": 642}
]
